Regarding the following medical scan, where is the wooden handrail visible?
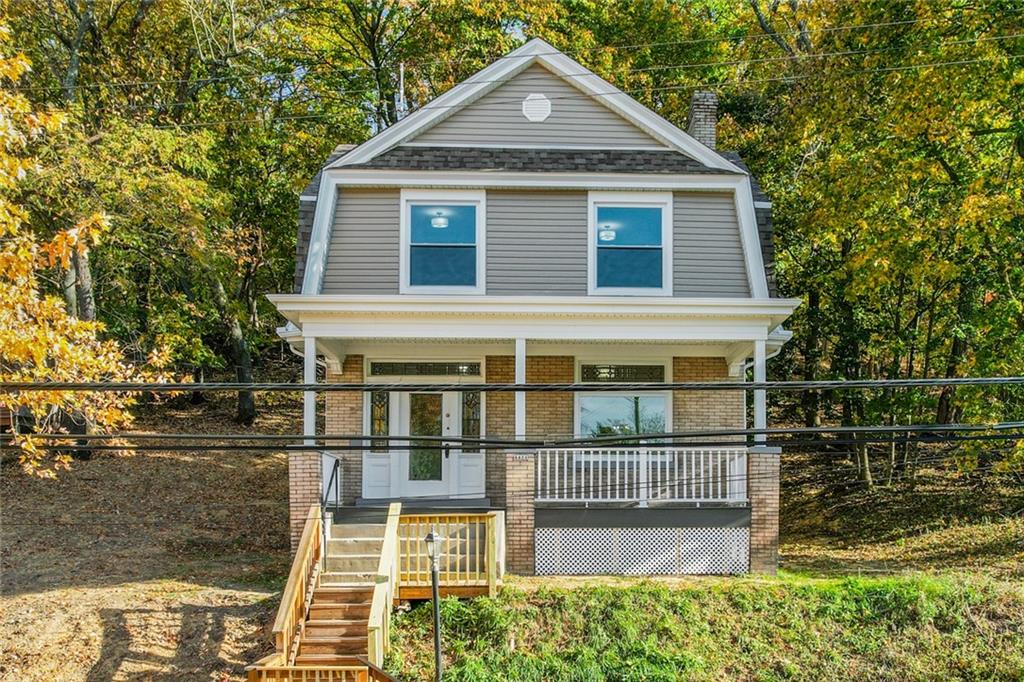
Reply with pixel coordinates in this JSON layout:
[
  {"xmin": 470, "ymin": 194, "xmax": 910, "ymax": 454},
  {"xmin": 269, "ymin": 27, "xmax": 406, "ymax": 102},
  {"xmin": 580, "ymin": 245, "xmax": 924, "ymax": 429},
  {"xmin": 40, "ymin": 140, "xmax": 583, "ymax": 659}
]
[
  {"xmin": 367, "ymin": 502, "xmax": 402, "ymax": 667},
  {"xmin": 271, "ymin": 503, "xmax": 322, "ymax": 665},
  {"xmin": 397, "ymin": 512, "xmax": 502, "ymax": 595}
]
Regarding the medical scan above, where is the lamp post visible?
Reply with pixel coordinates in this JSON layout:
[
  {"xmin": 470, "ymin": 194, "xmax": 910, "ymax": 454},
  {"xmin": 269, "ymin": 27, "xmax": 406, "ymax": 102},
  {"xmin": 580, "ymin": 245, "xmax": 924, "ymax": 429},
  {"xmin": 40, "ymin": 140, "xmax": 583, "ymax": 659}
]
[{"xmin": 424, "ymin": 530, "xmax": 443, "ymax": 682}]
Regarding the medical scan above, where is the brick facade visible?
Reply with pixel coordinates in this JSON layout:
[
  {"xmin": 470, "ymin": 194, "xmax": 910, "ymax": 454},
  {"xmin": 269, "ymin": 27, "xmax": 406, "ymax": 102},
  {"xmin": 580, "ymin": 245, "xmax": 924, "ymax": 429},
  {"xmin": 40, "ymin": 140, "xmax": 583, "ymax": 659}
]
[
  {"xmin": 687, "ymin": 90, "xmax": 718, "ymax": 149},
  {"xmin": 526, "ymin": 356, "xmax": 574, "ymax": 439},
  {"xmin": 748, "ymin": 447, "xmax": 780, "ymax": 574},
  {"xmin": 672, "ymin": 357, "xmax": 744, "ymax": 440},
  {"xmin": 505, "ymin": 450, "xmax": 536, "ymax": 574},
  {"xmin": 484, "ymin": 356, "xmax": 514, "ymax": 507},
  {"xmin": 324, "ymin": 355, "xmax": 364, "ymax": 506},
  {"xmin": 288, "ymin": 449, "xmax": 321, "ymax": 550}
]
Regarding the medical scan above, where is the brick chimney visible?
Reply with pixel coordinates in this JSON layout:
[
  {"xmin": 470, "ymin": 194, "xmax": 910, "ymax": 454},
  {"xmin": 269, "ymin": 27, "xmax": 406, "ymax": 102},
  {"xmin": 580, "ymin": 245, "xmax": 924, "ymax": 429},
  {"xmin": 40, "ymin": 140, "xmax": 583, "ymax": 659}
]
[{"xmin": 687, "ymin": 90, "xmax": 718, "ymax": 149}]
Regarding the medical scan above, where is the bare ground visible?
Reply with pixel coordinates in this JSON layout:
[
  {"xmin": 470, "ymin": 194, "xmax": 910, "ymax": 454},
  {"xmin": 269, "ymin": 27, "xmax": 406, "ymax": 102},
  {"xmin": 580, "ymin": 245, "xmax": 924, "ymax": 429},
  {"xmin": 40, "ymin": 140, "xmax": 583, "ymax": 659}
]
[
  {"xmin": 1, "ymin": 392, "xmax": 299, "ymax": 681},
  {"xmin": 2, "ymin": 394, "xmax": 1022, "ymax": 680}
]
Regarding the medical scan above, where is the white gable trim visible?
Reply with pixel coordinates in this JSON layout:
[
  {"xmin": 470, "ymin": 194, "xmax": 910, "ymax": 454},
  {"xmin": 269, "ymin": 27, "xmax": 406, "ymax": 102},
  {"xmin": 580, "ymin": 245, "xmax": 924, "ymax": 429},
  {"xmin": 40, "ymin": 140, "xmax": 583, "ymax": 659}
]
[{"xmin": 330, "ymin": 39, "xmax": 743, "ymax": 174}]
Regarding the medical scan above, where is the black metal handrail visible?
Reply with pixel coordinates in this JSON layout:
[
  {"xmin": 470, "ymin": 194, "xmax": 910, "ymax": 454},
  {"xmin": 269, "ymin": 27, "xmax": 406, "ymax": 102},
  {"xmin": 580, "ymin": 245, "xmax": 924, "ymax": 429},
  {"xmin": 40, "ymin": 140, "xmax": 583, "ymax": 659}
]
[{"xmin": 320, "ymin": 453, "xmax": 341, "ymax": 570}]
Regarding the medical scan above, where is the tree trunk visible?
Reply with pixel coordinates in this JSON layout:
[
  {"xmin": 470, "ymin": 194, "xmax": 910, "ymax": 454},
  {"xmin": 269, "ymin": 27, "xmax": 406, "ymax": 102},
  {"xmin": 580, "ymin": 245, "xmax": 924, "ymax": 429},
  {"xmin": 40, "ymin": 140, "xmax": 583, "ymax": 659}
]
[
  {"xmin": 936, "ymin": 283, "xmax": 974, "ymax": 424},
  {"xmin": 801, "ymin": 288, "xmax": 821, "ymax": 427},
  {"xmin": 72, "ymin": 249, "xmax": 97, "ymax": 321},
  {"xmin": 62, "ymin": 262, "xmax": 78, "ymax": 317},
  {"xmin": 208, "ymin": 270, "xmax": 256, "ymax": 424}
]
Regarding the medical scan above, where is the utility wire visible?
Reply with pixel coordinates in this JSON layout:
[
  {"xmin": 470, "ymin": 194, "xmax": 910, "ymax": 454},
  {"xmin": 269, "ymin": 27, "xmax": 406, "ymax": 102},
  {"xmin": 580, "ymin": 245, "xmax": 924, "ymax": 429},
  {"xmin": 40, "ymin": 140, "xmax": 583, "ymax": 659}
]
[
  {"xmin": 50, "ymin": 31, "xmax": 1024, "ymax": 115},
  {"xmin": 6, "ymin": 15, "xmax": 971, "ymax": 93},
  {"xmin": 5, "ymin": 376, "xmax": 1022, "ymax": 392},
  {"xmin": 144, "ymin": 53, "xmax": 1023, "ymax": 130}
]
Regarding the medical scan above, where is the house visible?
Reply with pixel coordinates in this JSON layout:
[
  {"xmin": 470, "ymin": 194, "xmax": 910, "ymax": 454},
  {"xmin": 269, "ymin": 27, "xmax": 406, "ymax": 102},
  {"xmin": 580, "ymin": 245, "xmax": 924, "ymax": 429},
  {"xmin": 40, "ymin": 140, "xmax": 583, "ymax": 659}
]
[{"xmin": 268, "ymin": 38, "xmax": 800, "ymax": 578}]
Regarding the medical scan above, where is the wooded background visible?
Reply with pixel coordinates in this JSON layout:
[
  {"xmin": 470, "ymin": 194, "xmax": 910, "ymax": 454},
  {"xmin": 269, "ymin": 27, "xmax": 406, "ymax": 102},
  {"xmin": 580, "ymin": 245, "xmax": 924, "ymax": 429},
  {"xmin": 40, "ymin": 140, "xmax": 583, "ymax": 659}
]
[{"xmin": 4, "ymin": 1, "xmax": 1022, "ymax": 476}]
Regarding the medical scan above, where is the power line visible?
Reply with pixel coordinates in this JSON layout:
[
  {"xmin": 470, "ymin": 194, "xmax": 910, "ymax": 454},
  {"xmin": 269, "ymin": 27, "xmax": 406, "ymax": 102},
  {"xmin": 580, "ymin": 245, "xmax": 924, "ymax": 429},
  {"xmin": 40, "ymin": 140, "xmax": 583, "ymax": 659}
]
[
  {"xmin": 6, "ymin": 16, "xmax": 963, "ymax": 93},
  {"xmin": 4, "ymin": 375, "xmax": 1022, "ymax": 392},
  {"xmin": 8, "ymin": 420, "xmax": 1024, "ymax": 445},
  {"xmin": 142, "ymin": 52, "xmax": 1022, "ymax": 130},
  {"xmin": 43, "ymin": 31, "xmax": 1024, "ymax": 116}
]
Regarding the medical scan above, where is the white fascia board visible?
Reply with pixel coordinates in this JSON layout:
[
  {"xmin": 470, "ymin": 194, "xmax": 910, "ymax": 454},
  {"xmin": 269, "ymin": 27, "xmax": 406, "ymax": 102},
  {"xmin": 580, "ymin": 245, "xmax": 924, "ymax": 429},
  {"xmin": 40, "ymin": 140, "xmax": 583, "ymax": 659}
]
[
  {"xmin": 299, "ymin": 170, "xmax": 340, "ymax": 295},
  {"xmin": 734, "ymin": 177, "xmax": 770, "ymax": 298},
  {"xmin": 268, "ymin": 294, "xmax": 800, "ymax": 334},
  {"xmin": 329, "ymin": 38, "xmax": 744, "ymax": 174},
  {"xmin": 298, "ymin": 317, "xmax": 771, "ymax": 343}
]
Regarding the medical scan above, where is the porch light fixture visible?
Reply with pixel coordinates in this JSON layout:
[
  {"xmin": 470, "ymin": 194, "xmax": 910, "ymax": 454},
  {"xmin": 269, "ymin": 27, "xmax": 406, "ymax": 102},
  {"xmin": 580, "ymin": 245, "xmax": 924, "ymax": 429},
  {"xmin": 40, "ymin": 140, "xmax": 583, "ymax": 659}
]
[
  {"xmin": 431, "ymin": 211, "xmax": 449, "ymax": 228},
  {"xmin": 425, "ymin": 529, "xmax": 443, "ymax": 681}
]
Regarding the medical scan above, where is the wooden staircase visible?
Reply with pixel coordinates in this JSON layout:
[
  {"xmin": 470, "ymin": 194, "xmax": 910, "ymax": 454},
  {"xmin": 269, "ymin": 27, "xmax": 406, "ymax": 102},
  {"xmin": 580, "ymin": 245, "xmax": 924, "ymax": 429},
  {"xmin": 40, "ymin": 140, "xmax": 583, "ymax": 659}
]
[
  {"xmin": 246, "ymin": 505, "xmax": 400, "ymax": 682},
  {"xmin": 294, "ymin": 523, "xmax": 385, "ymax": 665}
]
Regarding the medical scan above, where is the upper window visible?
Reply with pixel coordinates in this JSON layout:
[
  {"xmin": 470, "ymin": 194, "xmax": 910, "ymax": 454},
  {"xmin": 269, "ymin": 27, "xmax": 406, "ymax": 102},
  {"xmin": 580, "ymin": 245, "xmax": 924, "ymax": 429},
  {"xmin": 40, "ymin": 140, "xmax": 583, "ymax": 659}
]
[
  {"xmin": 401, "ymin": 190, "xmax": 485, "ymax": 294},
  {"xmin": 588, "ymin": 192, "xmax": 672, "ymax": 296}
]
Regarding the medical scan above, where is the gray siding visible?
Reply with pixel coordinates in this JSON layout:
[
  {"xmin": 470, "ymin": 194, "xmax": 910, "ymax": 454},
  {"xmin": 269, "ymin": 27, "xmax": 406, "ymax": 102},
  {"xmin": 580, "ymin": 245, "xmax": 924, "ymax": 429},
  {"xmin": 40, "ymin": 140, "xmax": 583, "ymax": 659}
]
[
  {"xmin": 673, "ymin": 192, "xmax": 750, "ymax": 297},
  {"xmin": 294, "ymin": 201, "xmax": 316, "ymax": 292},
  {"xmin": 321, "ymin": 188, "xmax": 400, "ymax": 294},
  {"xmin": 413, "ymin": 64, "xmax": 665, "ymax": 148},
  {"xmin": 319, "ymin": 189, "xmax": 750, "ymax": 297},
  {"xmin": 487, "ymin": 191, "xmax": 588, "ymax": 295}
]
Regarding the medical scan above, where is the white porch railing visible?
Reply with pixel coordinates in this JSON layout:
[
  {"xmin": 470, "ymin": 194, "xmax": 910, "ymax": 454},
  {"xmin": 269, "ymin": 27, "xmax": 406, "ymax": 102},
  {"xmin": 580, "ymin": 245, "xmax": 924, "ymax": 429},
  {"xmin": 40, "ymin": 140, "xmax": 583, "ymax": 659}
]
[{"xmin": 535, "ymin": 447, "xmax": 748, "ymax": 505}]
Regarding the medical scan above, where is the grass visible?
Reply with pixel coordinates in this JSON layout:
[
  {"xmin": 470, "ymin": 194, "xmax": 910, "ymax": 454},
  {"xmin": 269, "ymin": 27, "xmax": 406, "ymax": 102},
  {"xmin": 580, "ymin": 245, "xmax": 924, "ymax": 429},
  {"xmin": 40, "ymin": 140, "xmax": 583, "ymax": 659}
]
[{"xmin": 388, "ymin": 576, "xmax": 1024, "ymax": 681}]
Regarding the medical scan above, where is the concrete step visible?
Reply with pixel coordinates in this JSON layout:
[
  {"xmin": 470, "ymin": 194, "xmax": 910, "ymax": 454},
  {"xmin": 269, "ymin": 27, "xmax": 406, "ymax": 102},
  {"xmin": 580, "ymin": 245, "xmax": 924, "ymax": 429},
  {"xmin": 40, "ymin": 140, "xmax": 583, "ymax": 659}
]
[
  {"xmin": 299, "ymin": 635, "xmax": 367, "ymax": 655},
  {"xmin": 310, "ymin": 602, "xmax": 372, "ymax": 620},
  {"xmin": 304, "ymin": 619, "xmax": 370, "ymax": 637},
  {"xmin": 326, "ymin": 555, "xmax": 380, "ymax": 573},
  {"xmin": 328, "ymin": 537, "xmax": 384, "ymax": 555},
  {"xmin": 331, "ymin": 523, "xmax": 385, "ymax": 540},
  {"xmin": 313, "ymin": 586, "xmax": 374, "ymax": 603}
]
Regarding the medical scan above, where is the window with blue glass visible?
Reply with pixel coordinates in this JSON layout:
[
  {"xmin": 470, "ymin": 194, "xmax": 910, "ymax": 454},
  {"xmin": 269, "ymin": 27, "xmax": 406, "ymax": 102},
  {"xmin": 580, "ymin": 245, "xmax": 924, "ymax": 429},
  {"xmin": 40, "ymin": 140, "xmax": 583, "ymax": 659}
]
[
  {"xmin": 594, "ymin": 204, "xmax": 666, "ymax": 290},
  {"xmin": 408, "ymin": 203, "xmax": 478, "ymax": 287}
]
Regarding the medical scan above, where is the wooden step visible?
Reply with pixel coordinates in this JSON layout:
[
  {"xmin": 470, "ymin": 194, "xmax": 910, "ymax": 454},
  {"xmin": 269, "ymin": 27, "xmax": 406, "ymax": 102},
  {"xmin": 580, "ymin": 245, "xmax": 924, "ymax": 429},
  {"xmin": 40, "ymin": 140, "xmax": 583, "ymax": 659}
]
[
  {"xmin": 328, "ymin": 537, "xmax": 384, "ymax": 555},
  {"xmin": 331, "ymin": 523, "xmax": 385, "ymax": 540},
  {"xmin": 304, "ymin": 619, "xmax": 370, "ymax": 637},
  {"xmin": 326, "ymin": 555, "xmax": 381, "ymax": 573},
  {"xmin": 293, "ymin": 652, "xmax": 371, "ymax": 667},
  {"xmin": 310, "ymin": 602, "xmax": 372, "ymax": 620},
  {"xmin": 314, "ymin": 585, "xmax": 374, "ymax": 603},
  {"xmin": 319, "ymin": 571, "xmax": 377, "ymax": 585},
  {"xmin": 299, "ymin": 635, "xmax": 368, "ymax": 655}
]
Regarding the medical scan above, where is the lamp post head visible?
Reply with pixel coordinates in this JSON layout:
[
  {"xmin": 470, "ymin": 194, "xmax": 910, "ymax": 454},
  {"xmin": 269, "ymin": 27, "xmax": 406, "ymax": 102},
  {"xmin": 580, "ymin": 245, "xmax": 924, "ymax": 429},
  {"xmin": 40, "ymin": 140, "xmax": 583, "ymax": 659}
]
[{"xmin": 424, "ymin": 531, "xmax": 437, "ymax": 560}]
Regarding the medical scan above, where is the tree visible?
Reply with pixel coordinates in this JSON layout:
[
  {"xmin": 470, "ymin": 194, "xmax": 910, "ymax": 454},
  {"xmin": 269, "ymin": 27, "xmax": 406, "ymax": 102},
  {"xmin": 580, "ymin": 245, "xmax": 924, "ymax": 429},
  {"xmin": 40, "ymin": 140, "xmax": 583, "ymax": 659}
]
[{"xmin": 0, "ymin": 28, "xmax": 170, "ymax": 476}]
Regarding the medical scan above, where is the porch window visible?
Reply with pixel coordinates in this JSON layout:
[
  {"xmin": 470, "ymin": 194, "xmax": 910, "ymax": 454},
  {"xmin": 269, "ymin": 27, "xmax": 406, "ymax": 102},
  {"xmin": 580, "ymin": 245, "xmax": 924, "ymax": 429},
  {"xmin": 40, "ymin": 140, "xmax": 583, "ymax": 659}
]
[
  {"xmin": 401, "ymin": 190, "xmax": 485, "ymax": 293},
  {"xmin": 588, "ymin": 192, "xmax": 672, "ymax": 295},
  {"xmin": 578, "ymin": 394, "xmax": 668, "ymax": 439},
  {"xmin": 369, "ymin": 391, "xmax": 389, "ymax": 452},
  {"xmin": 462, "ymin": 390, "xmax": 481, "ymax": 452}
]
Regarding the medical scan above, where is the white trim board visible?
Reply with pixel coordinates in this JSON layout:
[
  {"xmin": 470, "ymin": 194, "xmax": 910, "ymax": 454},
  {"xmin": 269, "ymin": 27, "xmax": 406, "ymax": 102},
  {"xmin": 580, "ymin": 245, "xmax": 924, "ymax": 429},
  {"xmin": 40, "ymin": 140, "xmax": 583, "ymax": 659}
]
[
  {"xmin": 328, "ymin": 38, "xmax": 743, "ymax": 174},
  {"xmin": 587, "ymin": 191, "xmax": 673, "ymax": 297},
  {"xmin": 398, "ymin": 189, "xmax": 486, "ymax": 295}
]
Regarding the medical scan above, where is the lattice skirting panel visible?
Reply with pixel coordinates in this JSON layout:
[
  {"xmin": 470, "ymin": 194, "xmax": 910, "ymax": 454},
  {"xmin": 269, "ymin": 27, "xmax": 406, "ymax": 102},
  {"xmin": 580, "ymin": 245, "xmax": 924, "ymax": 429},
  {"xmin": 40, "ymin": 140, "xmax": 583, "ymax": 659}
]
[{"xmin": 535, "ymin": 527, "xmax": 749, "ymax": 575}]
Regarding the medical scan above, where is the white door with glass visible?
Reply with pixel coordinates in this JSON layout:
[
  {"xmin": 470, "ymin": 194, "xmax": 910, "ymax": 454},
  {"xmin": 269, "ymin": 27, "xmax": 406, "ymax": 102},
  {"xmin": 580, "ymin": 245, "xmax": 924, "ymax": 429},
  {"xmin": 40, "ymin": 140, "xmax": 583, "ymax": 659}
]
[{"xmin": 362, "ymin": 388, "xmax": 485, "ymax": 500}]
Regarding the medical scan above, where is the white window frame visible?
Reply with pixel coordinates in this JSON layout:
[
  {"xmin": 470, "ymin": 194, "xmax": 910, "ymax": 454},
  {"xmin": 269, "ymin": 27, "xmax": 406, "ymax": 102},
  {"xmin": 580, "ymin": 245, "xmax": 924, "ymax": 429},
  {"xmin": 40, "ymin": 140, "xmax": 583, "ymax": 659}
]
[
  {"xmin": 587, "ymin": 191, "xmax": 673, "ymax": 296},
  {"xmin": 400, "ymin": 189, "xmax": 486, "ymax": 295},
  {"xmin": 577, "ymin": 360, "xmax": 671, "ymax": 440}
]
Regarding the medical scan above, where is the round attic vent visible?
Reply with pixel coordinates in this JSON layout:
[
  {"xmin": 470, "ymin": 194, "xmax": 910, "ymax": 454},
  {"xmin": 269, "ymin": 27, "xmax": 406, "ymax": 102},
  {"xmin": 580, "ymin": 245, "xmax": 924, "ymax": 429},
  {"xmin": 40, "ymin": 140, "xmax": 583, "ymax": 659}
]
[{"xmin": 521, "ymin": 93, "xmax": 551, "ymax": 122}]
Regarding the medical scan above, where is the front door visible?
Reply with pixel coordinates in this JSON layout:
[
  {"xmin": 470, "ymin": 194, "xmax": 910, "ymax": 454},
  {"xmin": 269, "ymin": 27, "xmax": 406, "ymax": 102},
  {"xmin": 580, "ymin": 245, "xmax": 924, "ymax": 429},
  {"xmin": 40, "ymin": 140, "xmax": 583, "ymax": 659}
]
[{"xmin": 399, "ymin": 392, "xmax": 458, "ymax": 498}]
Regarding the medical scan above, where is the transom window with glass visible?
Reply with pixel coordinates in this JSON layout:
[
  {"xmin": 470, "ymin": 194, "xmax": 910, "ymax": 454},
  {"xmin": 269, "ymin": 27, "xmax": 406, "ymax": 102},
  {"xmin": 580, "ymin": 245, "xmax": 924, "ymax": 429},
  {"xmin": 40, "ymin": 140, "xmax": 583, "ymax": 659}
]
[
  {"xmin": 576, "ymin": 363, "xmax": 670, "ymax": 441},
  {"xmin": 588, "ymin": 192, "xmax": 672, "ymax": 295},
  {"xmin": 401, "ymin": 190, "xmax": 485, "ymax": 293}
]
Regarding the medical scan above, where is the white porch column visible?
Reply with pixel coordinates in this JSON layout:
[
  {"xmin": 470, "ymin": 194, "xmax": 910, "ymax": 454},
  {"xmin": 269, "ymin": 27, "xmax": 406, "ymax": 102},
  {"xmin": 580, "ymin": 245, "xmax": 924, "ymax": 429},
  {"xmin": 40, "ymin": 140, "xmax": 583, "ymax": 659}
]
[
  {"xmin": 303, "ymin": 336, "xmax": 317, "ymax": 445},
  {"xmin": 753, "ymin": 338, "xmax": 767, "ymax": 444},
  {"xmin": 514, "ymin": 338, "xmax": 526, "ymax": 440}
]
